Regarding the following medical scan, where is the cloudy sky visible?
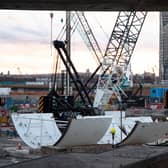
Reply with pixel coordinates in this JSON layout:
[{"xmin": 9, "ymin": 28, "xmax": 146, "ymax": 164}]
[{"xmin": 0, "ymin": 10, "xmax": 159, "ymax": 75}]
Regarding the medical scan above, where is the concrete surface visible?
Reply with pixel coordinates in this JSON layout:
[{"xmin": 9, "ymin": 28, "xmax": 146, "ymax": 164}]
[
  {"xmin": 1, "ymin": 135, "xmax": 168, "ymax": 168},
  {"xmin": 56, "ymin": 117, "xmax": 112, "ymax": 147},
  {"xmin": 121, "ymin": 122, "xmax": 168, "ymax": 145},
  {"xmin": 1, "ymin": 137, "xmax": 168, "ymax": 168},
  {"xmin": 0, "ymin": 0, "xmax": 168, "ymax": 11},
  {"xmin": 0, "ymin": 136, "xmax": 41, "ymax": 167}
]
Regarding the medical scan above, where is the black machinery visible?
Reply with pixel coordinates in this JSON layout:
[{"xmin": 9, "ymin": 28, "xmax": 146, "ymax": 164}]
[{"xmin": 39, "ymin": 40, "xmax": 100, "ymax": 119}]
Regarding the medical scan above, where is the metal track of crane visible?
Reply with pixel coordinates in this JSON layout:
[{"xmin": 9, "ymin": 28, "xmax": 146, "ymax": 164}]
[{"xmin": 94, "ymin": 11, "xmax": 147, "ymax": 108}]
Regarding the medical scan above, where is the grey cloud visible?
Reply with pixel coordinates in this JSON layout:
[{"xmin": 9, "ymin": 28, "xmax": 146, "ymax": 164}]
[
  {"xmin": 12, "ymin": 26, "xmax": 47, "ymax": 37},
  {"xmin": 0, "ymin": 24, "xmax": 49, "ymax": 44}
]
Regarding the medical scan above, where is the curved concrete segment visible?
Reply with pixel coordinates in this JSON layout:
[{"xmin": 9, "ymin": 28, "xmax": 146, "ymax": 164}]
[
  {"xmin": 98, "ymin": 111, "xmax": 153, "ymax": 145},
  {"xmin": 13, "ymin": 112, "xmax": 165, "ymax": 148},
  {"xmin": 121, "ymin": 122, "xmax": 168, "ymax": 145},
  {"xmin": 56, "ymin": 117, "xmax": 112, "ymax": 147},
  {"xmin": 12, "ymin": 113, "xmax": 112, "ymax": 149},
  {"xmin": 11, "ymin": 113, "xmax": 62, "ymax": 149}
]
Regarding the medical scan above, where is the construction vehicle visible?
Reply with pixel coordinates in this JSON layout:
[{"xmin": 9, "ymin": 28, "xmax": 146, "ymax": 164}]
[
  {"xmin": 39, "ymin": 11, "xmax": 147, "ymax": 118},
  {"xmin": 39, "ymin": 40, "xmax": 102, "ymax": 121},
  {"xmin": 93, "ymin": 11, "xmax": 147, "ymax": 110}
]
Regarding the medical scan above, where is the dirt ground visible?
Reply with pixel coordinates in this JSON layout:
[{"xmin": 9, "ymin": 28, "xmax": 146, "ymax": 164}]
[{"xmin": 1, "ymin": 135, "xmax": 168, "ymax": 168}]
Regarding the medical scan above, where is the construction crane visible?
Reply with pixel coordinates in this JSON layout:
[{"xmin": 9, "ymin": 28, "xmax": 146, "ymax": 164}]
[
  {"xmin": 69, "ymin": 12, "xmax": 147, "ymax": 106},
  {"xmin": 53, "ymin": 40, "xmax": 97, "ymax": 116},
  {"xmin": 70, "ymin": 12, "xmax": 105, "ymax": 99},
  {"xmin": 54, "ymin": 11, "xmax": 104, "ymax": 99},
  {"xmin": 41, "ymin": 12, "xmax": 147, "ymax": 118},
  {"xmin": 104, "ymin": 11, "xmax": 147, "ymax": 66},
  {"xmin": 93, "ymin": 11, "xmax": 147, "ymax": 109},
  {"xmin": 39, "ymin": 11, "xmax": 102, "ymax": 117},
  {"xmin": 57, "ymin": 12, "xmax": 146, "ymax": 76}
]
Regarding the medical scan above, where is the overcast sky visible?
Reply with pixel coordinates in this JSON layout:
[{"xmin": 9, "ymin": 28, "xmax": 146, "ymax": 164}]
[{"xmin": 0, "ymin": 11, "xmax": 159, "ymax": 75}]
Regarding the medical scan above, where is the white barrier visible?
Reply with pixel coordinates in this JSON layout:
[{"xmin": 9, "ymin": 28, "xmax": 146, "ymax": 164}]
[
  {"xmin": 56, "ymin": 117, "xmax": 112, "ymax": 147},
  {"xmin": 12, "ymin": 113, "xmax": 112, "ymax": 149},
  {"xmin": 121, "ymin": 122, "xmax": 168, "ymax": 145},
  {"xmin": 11, "ymin": 113, "xmax": 61, "ymax": 149}
]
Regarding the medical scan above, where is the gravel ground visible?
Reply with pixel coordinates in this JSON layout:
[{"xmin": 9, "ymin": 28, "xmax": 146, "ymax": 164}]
[
  {"xmin": 1, "ymin": 136, "xmax": 168, "ymax": 168},
  {"xmin": 0, "ymin": 136, "xmax": 41, "ymax": 167}
]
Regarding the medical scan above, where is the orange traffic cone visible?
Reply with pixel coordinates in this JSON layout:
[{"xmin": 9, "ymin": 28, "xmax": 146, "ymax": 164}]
[{"xmin": 17, "ymin": 143, "xmax": 22, "ymax": 150}]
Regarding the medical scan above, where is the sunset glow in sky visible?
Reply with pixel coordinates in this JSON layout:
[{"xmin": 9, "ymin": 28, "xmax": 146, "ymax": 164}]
[{"xmin": 0, "ymin": 11, "xmax": 159, "ymax": 75}]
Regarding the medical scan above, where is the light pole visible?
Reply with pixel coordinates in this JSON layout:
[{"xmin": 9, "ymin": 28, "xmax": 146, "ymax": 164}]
[{"xmin": 110, "ymin": 127, "xmax": 116, "ymax": 148}]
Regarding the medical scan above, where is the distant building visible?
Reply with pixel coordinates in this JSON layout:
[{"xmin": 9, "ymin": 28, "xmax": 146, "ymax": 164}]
[{"xmin": 160, "ymin": 12, "xmax": 168, "ymax": 81}]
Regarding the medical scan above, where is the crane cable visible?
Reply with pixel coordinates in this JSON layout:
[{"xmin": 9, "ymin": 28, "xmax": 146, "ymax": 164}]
[
  {"xmin": 50, "ymin": 12, "xmax": 55, "ymax": 90},
  {"xmin": 93, "ymin": 14, "xmax": 109, "ymax": 42},
  {"xmin": 50, "ymin": 12, "xmax": 62, "ymax": 90}
]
